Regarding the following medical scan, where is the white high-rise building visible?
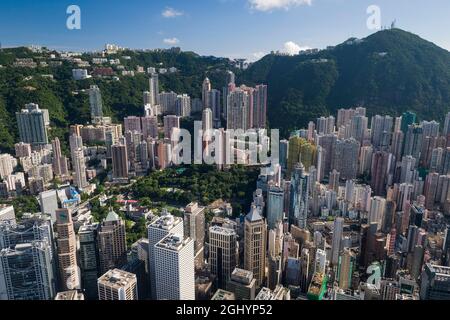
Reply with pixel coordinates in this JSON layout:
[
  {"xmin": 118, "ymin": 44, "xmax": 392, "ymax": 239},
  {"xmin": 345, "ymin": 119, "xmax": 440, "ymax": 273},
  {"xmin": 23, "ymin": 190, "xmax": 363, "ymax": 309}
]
[
  {"xmin": 39, "ymin": 190, "xmax": 59, "ymax": 222},
  {"xmin": 147, "ymin": 211, "xmax": 184, "ymax": 299},
  {"xmin": 154, "ymin": 233, "xmax": 195, "ymax": 300},
  {"xmin": 202, "ymin": 108, "xmax": 213, "ymax": 132},
  {"xmin": 71, "ymin": 148, "xmax": 88, "ymax": 189}
]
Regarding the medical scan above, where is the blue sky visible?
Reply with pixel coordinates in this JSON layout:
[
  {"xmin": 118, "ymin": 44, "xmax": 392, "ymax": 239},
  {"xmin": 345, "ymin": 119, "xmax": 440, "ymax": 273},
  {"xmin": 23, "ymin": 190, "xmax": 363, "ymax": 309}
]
[{"xmin": 1, "ymin": 0, "xmax": 449, "ymax": 60}]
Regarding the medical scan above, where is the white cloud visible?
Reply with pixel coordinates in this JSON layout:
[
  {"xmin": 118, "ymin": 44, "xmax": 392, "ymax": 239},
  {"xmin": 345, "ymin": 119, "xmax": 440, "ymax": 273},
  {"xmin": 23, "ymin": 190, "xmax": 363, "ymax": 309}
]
[
  {"xmin": 283, "ymin": 41, "xmax": 310, "ymax": 55},
  {"xmin": 162, "ymin": 7, "xmax": 184, "ymax": 18},
  {"xmin": 249, "ymin": 0, "xmax": 312, "ymax": 11},
  {"xmin": 252, "ymin": 51, "xmax": 267, "ymax": 61},
  {"xmin": 163, "ymin": 38, "xmax": 180, "ymax": 45}
]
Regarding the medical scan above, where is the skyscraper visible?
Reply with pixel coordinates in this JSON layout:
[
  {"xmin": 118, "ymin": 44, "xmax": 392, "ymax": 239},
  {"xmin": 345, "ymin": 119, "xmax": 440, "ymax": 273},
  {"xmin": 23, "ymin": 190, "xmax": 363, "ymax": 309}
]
[
  {"xmin": 331, "ymin": 217, "xmax": 344, "ymax": 266},
  {"xmin": 16, "ymin": 103, "xmax": 49, "ymax": 145},
  {"xmin": 244, "ymin": 205, "xmax": 267, "ymax": 287},
  {"xmin": 98, "ymin": 208, "xmax": 127, "ymax": 274},
  {"xmin": 202, "ymin": 77, "xmax": 211, "ymax": 109},
  {"xmin": 71, "ymin": 148, "xmax": 88, "ymax": 189},
  {"xmin": 163, "ymin": 115, "xmax": 181, "ymax": 139},
  {"xmin": 149, "ymin": 73, "xmax": 160, "ymax": 106},
  {"xmin": 154, "ymin": 234, "xmax": 195, "ymax": 300},
  {"xmin": 333, "ymin": 138, "xmax": 360, "ymax": 180},
  {"xmin": 337, "ymin": 248, "xmax": 355, "ymax": 290},
  {"xmin": 147, "ymin": 211, "xmax": 184, "ymax": 299},
  {"xmin": 227, "ymin": 88, "xmax": 249, "ymax": 130},
  {"xmin": 287, "ymin": 136, "xmax": 316, "ymax": 176},
  {"xmin": 252, "ymin": 84, "xmax": 267, "ymax": 129},
  {"xmin": 183, "ymin": 202, "xmax": 205, "ymax": 269},
  {"xmin": 55, "ymin": 209, "xmax": 79, "ymax": 291},
  {"xmin": 209, "ymin": 226, "xmax": 237, "ymax": 289},
  {"xmin": 267, "ymin": 185, "xmax": 284, "ymax": 230},
  {"xmin": 52, "ymin": 137, "xmax": 69, "ymax": 176},
  {"xmin": 0, "ymin": 241, "xmax": 56, "ymax": 300},
  {"xmin": 79, "ymin": 223, "xmax": 100, "ymax": 300},
  {"xmin": 111, "ymin": 143, "xmax": 129, "ymax": 179},
  {"xmin": 420, "ymin": 264, "xmax": 450, "ymax": 300},
  {"xmin": 289, "ymin": 162, "xmax": 309, "ymax": 228},
  {"xmin": 98, "ymin": 269, "xmax": 138, "ymax": 300},
  {"xmin": 89, "ymin": 85, "xmax": 103, "ymax": 122}
]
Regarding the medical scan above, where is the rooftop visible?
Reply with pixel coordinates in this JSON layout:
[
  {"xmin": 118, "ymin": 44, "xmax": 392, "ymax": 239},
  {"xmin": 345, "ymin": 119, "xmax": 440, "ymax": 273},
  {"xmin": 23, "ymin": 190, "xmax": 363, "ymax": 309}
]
[
  {"xmin": 155, "ymin": 233, "xmax": 191, "ymax": 251},
  {"xmin": 98, "ymin": 269, "xmax": 136, "ymax": 289},
  {"xmin": 230, "ymin": 268, "xmax": 254, "ymax": 285}
]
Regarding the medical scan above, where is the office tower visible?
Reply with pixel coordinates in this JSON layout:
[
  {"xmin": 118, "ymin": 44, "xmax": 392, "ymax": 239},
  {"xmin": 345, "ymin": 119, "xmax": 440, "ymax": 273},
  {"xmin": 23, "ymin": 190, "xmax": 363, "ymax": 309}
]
[
  {"xmin": 149, "ymin": 73, "xmax": 159, "ymax": 106},
  {"xmin": 202, "ymin": 77, "xmax": 212, "ymax": 108},
  {"xmin": 226, "ymin": 88, "xmax": 250, "ymax": 130},
  {"xmin": 55, "ymin": 209, "xmax": 79, "ymax": 291},
  {"xmin": 267, "ymin": 185, "xmax": 284, "ymax": 230},
  {"xmin": 202, "ymin": 108, "xmax": 213, "ymax": 132},
  {"xmin": 14, "ymin": 142, "xmax": 31, "ymax": 158},
  {"xmin": 287, "ymin": 136, "xmax": 316, "ymax": 176},
  {"xmin": 141, "ymin": 116, "xmax": 158, "ymax": 139},
  {"xmin": 98, "ymin": 269, "xmax": 138, "ymax": 300},
  {"xmin": 267, "ymin": 254, "xmax": 283, "ymax": 290},
  {"xmin": 154, "ymin": 234, "xmax": 195, "ymax": 300},
  {"xmin": 252, "ymin": 84, "xmax": 267, "ymax": 129},
  {"xmin": 400, "ymin": 111, "xmax": 416, "ymax": 135},
  {"xmin": 370, "ymin": 151, "xmax": 394, "ymax": 196},
  {"xmin": 331, "ymin": 217, "xmax": 344, "ymax": 266},
  {"xmin": 16, "ymin": 103, "xmax": 49, "ymax": 145},
  {"xmin": 369, "ymin": 196, "xmax": 386, "ymax": 229},
  {"xmin": 226, "ymin": 268, "xmax": 257, "ymax": 300},
  {"xmin": 371, "ymin": 115, "xmax": 393, "ymax": 148},
  {"xmin": 404, "ymin": 124, "xmax": 423, "ymax": 160},
  {"xmin": 0, "ymin": 205, "xmax": 15, "ymax": 225},
  {"xmin": 410, "ymin": 245, "xmax": 424, "ymax": 280},
  {"xmin": 111, "ymin": 143, "xmax": 129, "ymax": 179},
  {"xmin": 184, "ymin": 202, "xmax": 205, "ymax": 269},
  {"xmin": 38, "ymin": 189, "xmax": 59, "ymax": 222},
  {"xmin": 163, "ymin": 115, "xmax": 180, "ymax": 139},
  {"xmin": 124, "ymin": 116, "xmax": 142, "ymax": 133},
  {"xmin": 89, "ymin": 85, "xmax": 103, "ymax": 121},
  {"xmin": 147, "ymin": 211, "xmax": 184, "ymax": 299},
  {"xmin": 175, "ymin": 94, "xmax": 191, "ymax": 117},
  {"xmin": 98, "ymin": 209, "xmax": 127, "ymax": 274},
  {"xmin": 333, "ymin": 138, "xmax": 360, "ymax": 180},
  {"xmin": 0, "ymin": 241, "xmax": 56, "ymax": 300},
  {"xmin": 244, "ymin": 205, "xmax": 267, "ymax": 286},
  {"xmin": 52, "ymin": 138, "xmax": 68, "ymax": 176},
  {"xmin": 420, "ymin": 264, "xmax": 450, "ymax": 300},
  {"xmin": 337, "ymin": 248, "xmax": 355, "ymax": 290},
  {"xmin": 289, "ymin": 162, "xmax": 309, "ymax": 227},
  {"xmin": 279, "ymin": 139, "xmax": 289, "ymax": 170},
  {"xmin": 209, "ymin": 226, "xmax": 237, "ymax": 289},
  {"xmin": 79, "ymin": 223, "xmax": 100, "ymax": 300}
]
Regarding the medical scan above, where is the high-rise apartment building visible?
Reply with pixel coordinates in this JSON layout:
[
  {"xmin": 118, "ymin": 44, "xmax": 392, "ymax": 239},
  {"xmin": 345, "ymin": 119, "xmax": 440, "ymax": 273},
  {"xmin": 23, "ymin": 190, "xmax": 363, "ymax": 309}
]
[
  {"xmin": 111, "ymin": 143, "xmax": 129, "ymax": 179},
  {"xmin": 16, "ymin": 103, "xmax": 49, "ymax": 145},
  {"xmin": 89, "ymin": 85, "xmax": 103, "ymax": 122}
]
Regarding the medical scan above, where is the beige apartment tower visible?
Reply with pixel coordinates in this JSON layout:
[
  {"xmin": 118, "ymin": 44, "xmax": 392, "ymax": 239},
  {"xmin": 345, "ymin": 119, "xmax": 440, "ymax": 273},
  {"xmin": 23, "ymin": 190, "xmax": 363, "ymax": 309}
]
[{"xmin": 55, "ymin": 208, "xmax": 80, "ymax": 291}]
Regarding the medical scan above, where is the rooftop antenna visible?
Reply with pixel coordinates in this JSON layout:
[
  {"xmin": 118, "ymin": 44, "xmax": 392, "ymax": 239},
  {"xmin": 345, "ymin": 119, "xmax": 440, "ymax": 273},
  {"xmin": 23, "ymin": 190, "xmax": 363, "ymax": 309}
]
[{"xmin": 391, "ymin": 20, "xmax": 396, "ymax": 29}]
